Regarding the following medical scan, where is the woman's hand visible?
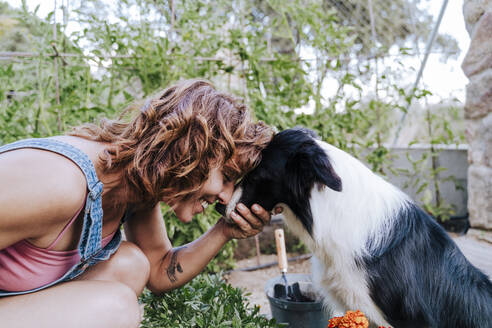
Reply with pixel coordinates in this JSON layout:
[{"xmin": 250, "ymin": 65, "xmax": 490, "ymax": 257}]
[{"xmin": 217, "ymin": 203, "xmax": 271, "ymax": 240}]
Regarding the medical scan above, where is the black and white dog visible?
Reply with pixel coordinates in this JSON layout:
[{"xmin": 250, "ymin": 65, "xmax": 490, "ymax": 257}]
[{"xmin": 223, "ymin": 128, "xmax": 492, "ymax": 328}]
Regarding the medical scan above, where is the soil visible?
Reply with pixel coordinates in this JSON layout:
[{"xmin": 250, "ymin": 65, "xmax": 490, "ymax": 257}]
[{"xmin": 223, "ymin": 253, "xmax": 312, "ymax": 317}]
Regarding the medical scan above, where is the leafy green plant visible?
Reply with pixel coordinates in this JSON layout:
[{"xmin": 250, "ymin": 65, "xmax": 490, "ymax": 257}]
[
  {"xmin": 140, "ymin": 274, "xmax": 280, "ymax": 328},
  {"xmin": 400, "ymin": 147, "xmax": 457, "ymax": 222}
]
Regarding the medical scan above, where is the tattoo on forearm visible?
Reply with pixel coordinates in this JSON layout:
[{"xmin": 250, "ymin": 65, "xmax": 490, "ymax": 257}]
[{"xmin": 166, "ymin": 246, "xmax": 186, "ymax": 283}]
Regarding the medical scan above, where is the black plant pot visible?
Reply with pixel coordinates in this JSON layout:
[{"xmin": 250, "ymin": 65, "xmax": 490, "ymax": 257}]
[
  {"xmin": 265, "ymin": 273, "xmax": 330, "ymax": 328},
  {"xmin": 438, "ymin": 214, "xmax": 470, "ymax": 235}
]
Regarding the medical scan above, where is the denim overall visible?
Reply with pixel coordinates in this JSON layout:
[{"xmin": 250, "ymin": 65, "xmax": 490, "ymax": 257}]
[{"xmin": 0, "ymin": 137, "xmax": 122, "ymax": 297}]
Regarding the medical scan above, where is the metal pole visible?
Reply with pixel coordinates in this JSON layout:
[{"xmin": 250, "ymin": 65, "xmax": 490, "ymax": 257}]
[
  {"xmin": 393, "ymin": 0, "xmax": 449, "ymax": 146},
  {"xmin": 254, "ymin": 234, "xmax": 261, "ymax": 266},
  {"xmin": 53, "ymin": 0, "xmax": 62, "ymax": 131},
  {"xmin": 368, "ymin": 0, "xmax": 378, "ymax": 97}
]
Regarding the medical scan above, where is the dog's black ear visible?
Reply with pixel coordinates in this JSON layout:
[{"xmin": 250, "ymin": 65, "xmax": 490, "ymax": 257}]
[
  {"xmin": 286, "ymin": 141, "xmax": 342, "ymax": 196},
  {"xmin": 312, "ymin": 146, "xmax": 342, "ymax": 192}
]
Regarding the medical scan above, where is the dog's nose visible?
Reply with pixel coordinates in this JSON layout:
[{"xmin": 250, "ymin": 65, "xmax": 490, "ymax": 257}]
[
  {"xmin": 222, "ymin": 187, "xmax": 243, "ymax": 223},
  {"xmin": 215, "ymin": 203, "xmax": 226, "ymax": 216}
]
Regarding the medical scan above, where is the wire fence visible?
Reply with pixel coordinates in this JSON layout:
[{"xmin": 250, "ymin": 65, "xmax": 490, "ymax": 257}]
[{"xmin": 0, "ymin": 0, "xmax": 460, "ymax": 143}]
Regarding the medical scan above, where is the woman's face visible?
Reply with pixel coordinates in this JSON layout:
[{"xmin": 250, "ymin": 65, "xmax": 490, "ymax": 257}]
[{"xmin": 172, "ymin": 167, "xmax": 235, "ymax": 223}]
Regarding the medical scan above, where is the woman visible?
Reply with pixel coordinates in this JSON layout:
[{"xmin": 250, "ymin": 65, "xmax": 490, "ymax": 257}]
[{"xmin": 0, "ymin": 79, "xmax": 273, "ymax": 327}]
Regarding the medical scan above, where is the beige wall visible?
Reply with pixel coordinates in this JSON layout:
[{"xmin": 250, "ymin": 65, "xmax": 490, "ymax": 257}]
[{"xmin": 462, "ymin": 0, "xmax": 492, "ymax": 230}]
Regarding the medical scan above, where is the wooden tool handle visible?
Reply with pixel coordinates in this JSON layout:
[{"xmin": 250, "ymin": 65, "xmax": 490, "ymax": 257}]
[{"xmin": 275, "ymin": 229, "xmax": 288, "ymax": 273}]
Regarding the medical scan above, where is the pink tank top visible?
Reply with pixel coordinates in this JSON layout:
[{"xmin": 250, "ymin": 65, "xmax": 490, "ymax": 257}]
[{"xmin": 0, "ymin": 204, "xmax": 117, "ymax": 292}]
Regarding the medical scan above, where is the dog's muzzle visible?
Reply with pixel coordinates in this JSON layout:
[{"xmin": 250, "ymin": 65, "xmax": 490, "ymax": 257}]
[{"xmin": 220, "ymin": 187, "xmax": 243, "ymax": 223}]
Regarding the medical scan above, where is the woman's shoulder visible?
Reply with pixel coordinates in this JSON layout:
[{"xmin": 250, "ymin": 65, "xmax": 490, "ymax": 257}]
[
  {"xmin": 0, "ymin": 140, "xmax": 88, "ymax": 227},
  {"xmin": 51, "ymin": 135, "xmax": 108, "ymax": 166}
]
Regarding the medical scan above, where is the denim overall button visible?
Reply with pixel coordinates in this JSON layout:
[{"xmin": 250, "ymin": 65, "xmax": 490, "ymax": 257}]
[{"xmin": 89, "ymin": 181, "xmax": 103, "ymax": 200}]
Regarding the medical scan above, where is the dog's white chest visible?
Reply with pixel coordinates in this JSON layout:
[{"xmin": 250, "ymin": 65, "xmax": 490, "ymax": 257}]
[{"xmin": 310, "ymin": 254, "xmax": 390, "ymax": 326}]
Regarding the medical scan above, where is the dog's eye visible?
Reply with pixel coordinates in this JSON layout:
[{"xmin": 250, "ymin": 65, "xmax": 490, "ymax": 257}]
[
  {"xmin": 253, "ymin": 169, "xmax": 271, "ymax": 182},
  {"xmin": 245, "ymin": 175, "xmax": 262, "ymax": 185},
  {"xmin": 234, "ymin": 176, "xmax": 243, "ymax": 185}
]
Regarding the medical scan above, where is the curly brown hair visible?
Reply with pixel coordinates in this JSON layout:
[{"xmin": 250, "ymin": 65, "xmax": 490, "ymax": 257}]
[{"xmin": 69, "ymin": 79, "xmax": 273, "ymax": 206}]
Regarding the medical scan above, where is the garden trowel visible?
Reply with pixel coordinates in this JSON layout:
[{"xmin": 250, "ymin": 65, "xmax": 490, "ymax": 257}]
[{"xmin": 273, "ymin": 229, "xmax": 312, "ymax": 302}]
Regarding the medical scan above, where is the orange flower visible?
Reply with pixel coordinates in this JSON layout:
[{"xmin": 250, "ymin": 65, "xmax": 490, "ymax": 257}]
[
  {"xmin": 328, "ymin": 316, "xmax": 343, "ymax": 328},
  {"xmin": 327, "ymin": 310, "xmax": 369, "ymax": 328}
]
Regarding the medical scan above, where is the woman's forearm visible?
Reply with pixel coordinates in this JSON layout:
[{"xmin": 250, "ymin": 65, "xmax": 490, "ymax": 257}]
[{"xmin": 146, "ymin": 221, "xmax": 230, "ymax": 293}]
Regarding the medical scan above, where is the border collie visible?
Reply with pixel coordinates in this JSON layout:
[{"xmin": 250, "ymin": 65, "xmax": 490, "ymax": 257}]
[{"xmin": 222, "ymin": 128, "xmax": 492, "ymax": 328}]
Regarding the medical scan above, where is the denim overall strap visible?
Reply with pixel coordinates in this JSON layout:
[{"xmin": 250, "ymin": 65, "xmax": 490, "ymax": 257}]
[{"xmin": 0, "ymin": 137, "xmax": 104, "ymax": 259}]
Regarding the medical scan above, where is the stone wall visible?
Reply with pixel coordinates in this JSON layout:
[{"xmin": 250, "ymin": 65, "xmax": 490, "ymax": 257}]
[{"xmin": 462, "ymin": 0, "xmax": 492, "ymax": 230}]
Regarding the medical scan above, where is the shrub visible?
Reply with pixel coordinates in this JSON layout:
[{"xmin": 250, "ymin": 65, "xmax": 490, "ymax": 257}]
[{"xmin": 140, "ymin": 274, "xmax": 280, "ymax": 328}]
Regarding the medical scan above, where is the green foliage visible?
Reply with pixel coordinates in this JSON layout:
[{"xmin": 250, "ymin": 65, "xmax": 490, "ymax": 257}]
[
  {"xmin": 0, "ymin": 0, "xmax": 397, "ymax": 150},
  {"xmin": 162, "ymin": 204, "xmax": 236, "ymax": 273},
  {"xmin": 140, "ymin": 274, "xmax": 280, "ymax": 328},
  {"xmin": 398, "ymin": 100, "xmax": 466, "ymax": 222}
]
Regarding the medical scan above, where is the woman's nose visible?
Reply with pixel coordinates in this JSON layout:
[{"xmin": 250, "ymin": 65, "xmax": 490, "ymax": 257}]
[{"xmin": 217, "ymin": 181, "xmax": 235, "ymax": 204}]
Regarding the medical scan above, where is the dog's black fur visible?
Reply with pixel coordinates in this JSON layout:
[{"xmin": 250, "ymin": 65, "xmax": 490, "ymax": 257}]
[
  {"xmin": 234, "ymin": 128, "xmax": 341, "ymax": 235},
  {"xmin": 227, "ymin": 128, "xmax": 492, "ymax": 328}
]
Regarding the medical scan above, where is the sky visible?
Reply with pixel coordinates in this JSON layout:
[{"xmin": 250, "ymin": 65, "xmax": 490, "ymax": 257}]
[
  {"xmin": 421, "ymin": 0, "xmax": 470, "ymax": 103},
  {"xmin": 5, "ymin": 0, "xmax": 470, "ymax": 104}
]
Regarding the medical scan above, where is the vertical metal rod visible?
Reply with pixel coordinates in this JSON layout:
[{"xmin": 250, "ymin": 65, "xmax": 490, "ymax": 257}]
[
  {"xmin": 170, "ymin": 0, "xmax": 175, "ymax": 30},
  {"xmin": 393, "ymin": 0, "xmax": 449, "ymax": 146},
  {"xmin": 239, "ymin": 0, "xmax": 250, "ymax": 104},
  {"xmin": 368, "ymin": 0, "xmax": 383, "ymax": 156},
  {"xmin": 53, "ymin": 0, "xmax": 61, "ymax": 131},
  {"xmin": 368, "ymin": 0, "xmax": 379, "ymax": 97},
  {"xmin": 254, "ymin": 234, "xmax": 261, "ymax": 266}
]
